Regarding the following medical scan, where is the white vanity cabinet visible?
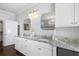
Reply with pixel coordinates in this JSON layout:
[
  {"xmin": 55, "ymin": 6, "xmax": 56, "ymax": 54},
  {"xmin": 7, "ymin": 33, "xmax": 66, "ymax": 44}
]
[
  {"xmin": 15, "ymin": 37, "xmax": 30, "ymax": 55},
  {"xmin": 55, "ymin": 3, "xmax": 74, "ymax": 27},
  {"xmin": 15, "ymin": 37, "xmax": 53, "ymax": 56}
]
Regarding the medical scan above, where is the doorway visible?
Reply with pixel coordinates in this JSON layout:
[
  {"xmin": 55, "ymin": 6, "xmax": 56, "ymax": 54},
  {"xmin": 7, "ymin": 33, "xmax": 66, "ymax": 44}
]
[
  {"xmin": 0, "ymin": 21, "xmax": 3, "ymax": 48},
  {"xmin": 18, "ymin": 25, "xmax": 20, "ymax": 36}
]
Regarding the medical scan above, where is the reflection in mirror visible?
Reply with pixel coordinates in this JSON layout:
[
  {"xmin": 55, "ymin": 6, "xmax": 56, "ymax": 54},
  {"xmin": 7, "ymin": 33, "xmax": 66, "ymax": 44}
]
[
  {"xmin": 24, "ymin": 18, "xmax": 31, "ymax": 30},
  {"xmin": 41, "ymin": 12, "xmax": 55, "ymax": 30}
]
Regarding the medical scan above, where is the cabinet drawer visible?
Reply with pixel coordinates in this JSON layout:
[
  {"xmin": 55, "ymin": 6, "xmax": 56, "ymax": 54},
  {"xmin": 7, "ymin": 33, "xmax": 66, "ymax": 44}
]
[
  {"xmin": 27, "ymin": 39, "xmax": 52, "ymax": 49},
  {"xmin": 31, "ymin": 44, "xmax": 52, "ymax": 56}
]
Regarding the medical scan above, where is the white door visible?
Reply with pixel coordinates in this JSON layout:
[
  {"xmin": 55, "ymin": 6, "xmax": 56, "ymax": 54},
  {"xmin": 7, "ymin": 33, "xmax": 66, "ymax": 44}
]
[
  {"xmin": 3, "ymin": 35, "xmax": 15, "ymax": 46},
  {"xmin": 3, "ymin": 20, "xmax": 18, "ymax": 46},
  {"xmin": 75, "ymin": 3, "xmax": 79, "ymax": 26},
  {"xmin": 4, "ymin": 20, "xmax": 18, "ymax": 36},
  {"xmin": 55, "ymin": 3, "xmax": 74, "ymax": 27}
]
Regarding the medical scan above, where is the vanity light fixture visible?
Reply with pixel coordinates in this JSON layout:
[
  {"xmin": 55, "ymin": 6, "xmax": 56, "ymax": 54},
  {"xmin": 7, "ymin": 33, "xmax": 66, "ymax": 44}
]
[{"xmin": 28, "ymin": 9, "xmax": 40, "ymax": 19}]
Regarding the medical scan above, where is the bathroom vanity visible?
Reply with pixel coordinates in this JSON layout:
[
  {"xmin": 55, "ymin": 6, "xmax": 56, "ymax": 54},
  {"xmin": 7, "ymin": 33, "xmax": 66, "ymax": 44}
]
[
  {"xmin": 15, "ymin": 36, "xmax": 53, "ymax": 56},
  {"xmin": 15, "ymin": 35, "xmax": 79, "ymax": 56}
]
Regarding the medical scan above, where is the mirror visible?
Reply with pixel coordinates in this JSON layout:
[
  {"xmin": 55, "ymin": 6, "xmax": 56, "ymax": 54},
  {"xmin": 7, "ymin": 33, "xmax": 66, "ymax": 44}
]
[
  {"xmin": 23, "ymin": 18, "xmax": 31, "ymax": 30},
  {"xmin": 41, "ymin": 12, "xmax": 55, "ymax": 30}
]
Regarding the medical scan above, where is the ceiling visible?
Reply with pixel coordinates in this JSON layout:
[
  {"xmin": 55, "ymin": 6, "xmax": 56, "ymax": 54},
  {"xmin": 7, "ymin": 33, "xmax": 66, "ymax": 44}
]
[{"xmin": 0, "ymin": 3, "xmax": 38, "ymax": 14}]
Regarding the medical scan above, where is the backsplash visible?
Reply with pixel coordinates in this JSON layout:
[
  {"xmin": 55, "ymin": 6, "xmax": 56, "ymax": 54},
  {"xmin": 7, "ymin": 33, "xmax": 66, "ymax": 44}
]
[{"xmin": 55, "ymin": 27, "xmax": 79, "ymax": 39}]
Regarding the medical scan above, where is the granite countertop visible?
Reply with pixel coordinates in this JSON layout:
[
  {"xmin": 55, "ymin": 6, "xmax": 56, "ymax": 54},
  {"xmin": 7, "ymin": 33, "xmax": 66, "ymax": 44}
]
[
  {"xmin": 52, "ymin": 36, "xmax": 79, "ymax": 52},
  {"xmin": 16, "ymin": 36, "xmax": 79, "ymax": 52},
  {"xmin": 16, "ymin": 36, "xmax": 52, "ymax": 44}
]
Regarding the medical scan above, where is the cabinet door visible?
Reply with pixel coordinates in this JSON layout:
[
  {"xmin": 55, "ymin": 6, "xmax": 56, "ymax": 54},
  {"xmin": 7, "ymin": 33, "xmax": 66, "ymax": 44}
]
[
  {"xmin": 23, "ymin": 40, "xmax": 32, "ymax": 56},
  {"xmin": 15, "ymin": 38, "xmax": 32, "ymax": 56},
  {"xmin": 55, "ymin": 3, "xmax": 74, "ymax": 27},
  {"xmin": 75, "ymin": 3, "xmax": 79, "ymax": 26},
  {"xmin": 15, "ymin": 37, "xmax": 27, "ymax": 55},
  {"xmin": 15, "ymin": 37, "xmax": 23, "ymax": 52},
  {"xmin": 20, "ymin": 39, "xmax": 27, "ymax": 55}
]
